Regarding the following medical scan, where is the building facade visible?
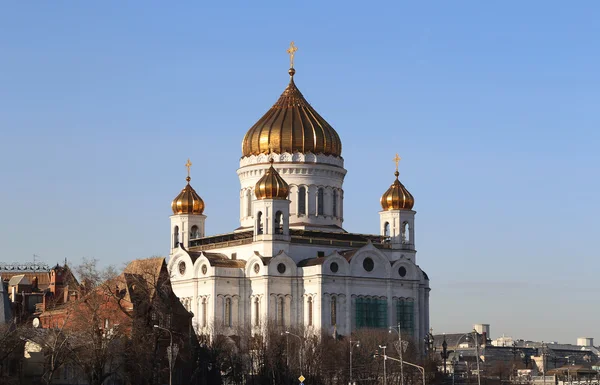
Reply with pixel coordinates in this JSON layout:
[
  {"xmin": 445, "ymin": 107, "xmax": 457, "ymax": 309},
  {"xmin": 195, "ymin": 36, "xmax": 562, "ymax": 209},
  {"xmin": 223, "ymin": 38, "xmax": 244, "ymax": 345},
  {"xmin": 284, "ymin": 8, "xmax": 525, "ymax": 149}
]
[{"xmin": 167, "ymin": 50, "xmax": 431, "ymax": 346}]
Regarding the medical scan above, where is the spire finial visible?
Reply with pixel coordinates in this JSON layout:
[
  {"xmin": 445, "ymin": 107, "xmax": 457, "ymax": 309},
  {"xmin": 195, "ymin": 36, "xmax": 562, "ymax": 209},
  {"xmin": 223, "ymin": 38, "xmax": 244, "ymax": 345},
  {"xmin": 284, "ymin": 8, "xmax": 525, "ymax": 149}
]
[
  {"xmin": 393, "ymin": 153, "xmax": 401, "ymax": 177},
  {"xmin": 287, "ymin": 41, "xmax": 298, "ymax": 77},
  {"xmin": 185, "ymin": 158, "xmax": 192, "ymax": 182}
]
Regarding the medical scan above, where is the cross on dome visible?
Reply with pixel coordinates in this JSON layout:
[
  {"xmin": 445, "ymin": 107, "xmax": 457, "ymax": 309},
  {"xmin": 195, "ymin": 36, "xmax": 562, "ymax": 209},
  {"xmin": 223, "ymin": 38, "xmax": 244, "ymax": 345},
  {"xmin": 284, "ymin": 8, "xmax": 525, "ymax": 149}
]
[
  {"xmin": 185, "ymin": 158, "xmax": 192, "ymax": 182},
  {"xmin": 393, "ymin": 153, "xmax": 401, "ymax": 173},
  {"xmin": 287, "ymin": 41, "xmax": 298, "ymax": 69}
]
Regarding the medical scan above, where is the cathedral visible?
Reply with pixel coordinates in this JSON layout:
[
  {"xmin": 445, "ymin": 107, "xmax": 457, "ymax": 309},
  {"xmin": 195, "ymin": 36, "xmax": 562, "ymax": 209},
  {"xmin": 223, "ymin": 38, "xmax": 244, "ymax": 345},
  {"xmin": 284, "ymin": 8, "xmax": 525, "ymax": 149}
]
[{"xmin": 167, "ymin": 43, "xmax": 430, "ymax": 346}]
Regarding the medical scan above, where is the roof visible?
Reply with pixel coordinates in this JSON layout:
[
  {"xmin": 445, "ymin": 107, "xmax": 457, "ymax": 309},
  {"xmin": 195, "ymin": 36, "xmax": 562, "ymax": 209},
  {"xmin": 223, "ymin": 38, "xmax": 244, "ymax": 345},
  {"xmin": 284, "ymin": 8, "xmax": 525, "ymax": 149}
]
[
  {"xmin": 204, "ymin": 253, "xmax": 246, "ymax": 268},
  {"xmin": 8, "ymin": 274, "xmax": 30, "ymax": 286}
]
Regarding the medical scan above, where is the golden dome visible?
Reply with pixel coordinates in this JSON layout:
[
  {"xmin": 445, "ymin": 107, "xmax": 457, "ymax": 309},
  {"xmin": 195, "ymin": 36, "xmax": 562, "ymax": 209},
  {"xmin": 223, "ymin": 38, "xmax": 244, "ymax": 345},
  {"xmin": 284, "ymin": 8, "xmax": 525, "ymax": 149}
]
[
  {"xmin": 255, "ymin": 160, "xmax": 290, "ymax": 200},
  {"xmin": 380, "ymin": 171, "xmax": 414, "ymax": 211},
  {"xmin": 241, "ymin": 68, "xmax": 342, "ymax": 158},
  {"xmin": 172, "ymin": 176, "xmax": 205, "ymax": 215}
]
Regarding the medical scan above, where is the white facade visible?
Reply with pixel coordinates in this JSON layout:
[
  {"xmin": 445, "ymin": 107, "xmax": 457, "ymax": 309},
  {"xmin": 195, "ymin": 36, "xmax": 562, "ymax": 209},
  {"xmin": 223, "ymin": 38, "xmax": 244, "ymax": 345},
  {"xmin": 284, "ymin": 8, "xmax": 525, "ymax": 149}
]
[{"xmin": 167, "ymin": 65, "xmax": 431, "ymax": 349}]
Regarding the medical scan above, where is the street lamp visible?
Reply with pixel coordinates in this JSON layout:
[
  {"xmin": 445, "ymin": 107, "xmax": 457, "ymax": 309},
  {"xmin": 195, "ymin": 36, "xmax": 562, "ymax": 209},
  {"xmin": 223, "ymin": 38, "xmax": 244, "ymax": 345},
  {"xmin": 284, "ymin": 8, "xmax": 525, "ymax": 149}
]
[
  {"xmin": 454, "ymin": 329, "xmax": 481, "ymax": 385},
  {"xmin": 283, "ymin": 331, "xmax": 303, "ymax": 376},
  {"xmin": 440, "ymin": 334, "xmax": 451, "ymax": 375},
  {"xmin": 349, "ymin": 339, "xmax": 360, "ymax": 385},
  {"xmin": 154, "ymin": 325, "xmax": 174, "ymax": 385},
  {"xmin": 389, "ymin": 324, "xmax": 405, "ymax": 385},
  {"xmin": 377, "ymin": 352, "xmax": 426, "ymax": 385},
  {"xmin": 379, "ymin": 345, "xmax": 387, "ymax": 385}
]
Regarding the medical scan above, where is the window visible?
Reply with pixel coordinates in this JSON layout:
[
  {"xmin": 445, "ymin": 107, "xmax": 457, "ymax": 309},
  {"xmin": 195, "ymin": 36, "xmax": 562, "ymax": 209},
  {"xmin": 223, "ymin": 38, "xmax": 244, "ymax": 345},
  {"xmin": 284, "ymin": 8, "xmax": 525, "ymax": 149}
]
[
  {"xmin": 363, "ymin": 257, "xmax": 374, "ymax": 272},
  {"xmin": 298, "ymin": 187, "xmax": 306, "ymax": 215},
  {"xmin": 307, "ymin": 297, "xmax": 313, "ymax": 326},
  {"xmin": 173, "ymin": 226, "xmax": 179, "ymax": 247},
  {"xmin": 277, "ymin": 297, "xmax": 285, "ymax": 326},
  {"xmin": 254, "ymin": 298, "xmax": 260, "ymax": 326},
  {"xmin": 317, "ymin": 188, "xmax": 324, "ymax": 215},
  {"xmin": 384, "ymin": 222, "xmax": 390, "ymax": 237},
  {"xmin": 331, "ymin": 296, "xmax": 337, "ymax": 326},
  {"xmin": 402, "ymin": 221, "xmax": 410, "ymax": 244},
  {"xmin": 256, "ymin": 212, "xmax": 263, "ymax": 235},
  {"xmin": 246, "ymin": 190, "xmax": 252, "ymax": 217},
  {"xmin": 396, "ymin": 298, "xmax": 415, "ymax": 336},
  {"xmin": 275, "ymin": 211, "xmax": 283, "ymax": 234},
  {"xmin": 355, "ymin": 297, "xmax": 387, "ymax": 329},
  {"xmin": 202, "ymin": 298, "xmax": 207, "ymax": 327},
  {"xmin": 190, "ymin": 225, "xmax": 199, "ymax": 239},
  {"xmin": 332, "ymin": 190, "xmax": 338, "ymax": 217},
  {"xmin": 224, "ymin": 298, "xmax": 232, "ymax": 327}
]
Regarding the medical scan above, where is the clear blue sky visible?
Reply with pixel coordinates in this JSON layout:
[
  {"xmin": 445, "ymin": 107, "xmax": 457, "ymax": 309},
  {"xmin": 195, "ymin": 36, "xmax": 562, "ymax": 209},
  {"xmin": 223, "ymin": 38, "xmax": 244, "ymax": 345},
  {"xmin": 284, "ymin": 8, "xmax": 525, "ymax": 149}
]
[{"xmin": 1, "ymin": 2, "xmax": 598, "ymax": 344}]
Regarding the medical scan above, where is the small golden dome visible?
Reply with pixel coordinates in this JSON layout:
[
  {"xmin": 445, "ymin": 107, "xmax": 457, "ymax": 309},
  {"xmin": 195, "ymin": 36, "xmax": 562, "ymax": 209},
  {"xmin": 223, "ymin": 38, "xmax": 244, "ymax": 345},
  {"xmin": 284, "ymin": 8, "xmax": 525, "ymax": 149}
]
[
  {"xmin": 255, "ymin": 160, "xmax": 290, "ymax": 200},
  {"xmin": 241, "ymin": 68, "xmax": 342, "ymax": 158},
  {"xmin": 380, "ymin": 171, "xmax": 414, "ymax": 211},
  {"xmin": 172, "ymin": 176, "xmax": 205, "ymax": 215}
]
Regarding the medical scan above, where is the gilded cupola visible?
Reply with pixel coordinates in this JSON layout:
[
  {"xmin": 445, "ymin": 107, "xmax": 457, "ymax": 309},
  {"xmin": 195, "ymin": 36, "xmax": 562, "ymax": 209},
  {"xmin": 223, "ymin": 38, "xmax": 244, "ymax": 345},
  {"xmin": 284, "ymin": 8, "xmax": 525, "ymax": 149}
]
[
  {"xmin": 241, "ymin": 42, "xmax": 342, "ymax": 158},
  {"xmin": 255, "ymin": 160, "xmax": 290, "ymax": 200},
  {"xmin": 171, "ymin": 159, "xmax": 205, "ymax": 215},
  {"xmin": 380, "ymin": 155, "xmax": 415, "ymax": 211}
]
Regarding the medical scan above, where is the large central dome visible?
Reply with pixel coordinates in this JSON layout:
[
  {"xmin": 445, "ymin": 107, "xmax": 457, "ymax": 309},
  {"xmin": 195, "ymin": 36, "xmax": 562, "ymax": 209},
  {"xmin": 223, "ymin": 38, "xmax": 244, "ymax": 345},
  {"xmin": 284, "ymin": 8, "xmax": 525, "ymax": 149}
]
[{"xmin": 241, "ymin": 69, "xmax": 342, "ymax": 158}]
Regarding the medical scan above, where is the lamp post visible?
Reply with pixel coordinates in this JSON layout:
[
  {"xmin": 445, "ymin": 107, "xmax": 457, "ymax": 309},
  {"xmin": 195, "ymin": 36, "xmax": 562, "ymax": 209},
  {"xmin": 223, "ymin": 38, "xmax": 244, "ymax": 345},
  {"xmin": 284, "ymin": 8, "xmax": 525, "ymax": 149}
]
[
  {"xmin": 378, "ymin": 353, "xmax": 426, "ymax": 385},
  {"xmin": 453, "ymin": 329, "xmax": 481, "ymax": 385},
  {"xmin": 441, "ymin": 334, "xmax": 451, "ymax": 375},
  {"xmin": 389, "ymin": 324, "xmax": 405, "ymax": 385},
  {"xmin": 379, "ymin": 345, "xmax": 387, "ymax": 385},
  {"xmin": 153, "ymin": 325, "xmax": 173, "ymax": 385},
  {"xmin": 349, "ymin": 339, "xmax": 360, "ymax": 385},
  {"xmin": 541, "ymin": 342, "xmax": 547, "ymax": 385},
  {"xmin": 284, "ymin": 331, "xmax": 303, "ymax": 376}
]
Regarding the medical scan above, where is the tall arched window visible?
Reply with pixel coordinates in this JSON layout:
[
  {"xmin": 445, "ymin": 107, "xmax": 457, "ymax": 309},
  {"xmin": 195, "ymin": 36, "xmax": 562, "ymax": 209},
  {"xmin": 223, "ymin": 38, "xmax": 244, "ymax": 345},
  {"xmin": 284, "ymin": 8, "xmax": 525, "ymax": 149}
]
[
  {"xmin": 275, "ymin": 211, "xmax": 283, "ymax": 234},
  {"xmin": 278, "ymin": 297, "xmax": 285, "ymax": 326},
  {"xmin": 331, "ymin": 296, "xmax": 337, "ymax": 326},
  {"xmin": 190, "ymin": 225, "xmax": 199, "ymax": 239},
  {"xmin": 332, "ymin": 190, "xmax": 338, "ymax": 217},
  {"xmin": 402, "ymin": 221, "xmax": 410, "ymax": 244},
  {"xmin": 317, "ymin": 188, "xmax": 324, "ymax": 216},
  {"xmin": 254, "ymin": 298, "xmax": 260, "ymax": 326},
  {"xmin": 307, "ymin": 297, "xmax": 313, "ymax": 326},
  {"xmin": 384, "ymin": 222, "xmax": 390, "ymax": 238},
  {"xmin": 224, "ymin": 297, "xmax": 232, "ymax": 327},
  {"xmin": 173, "ymin": 226, "xmax": 179, "ymax": 247},
  {"xmin": 257, "ymin": 212, "xmax": 263, "ymax": 235},
  {"xmin": 298, "ymin": 186, "xmax": 306, "ymax": 215},
  {"xmin": 246, "ymin": 190, "xmax": 252, "ymax": 217},
  {"xmin": 201, "ymin": 298, "xmax": 207, "ymax": 327}
]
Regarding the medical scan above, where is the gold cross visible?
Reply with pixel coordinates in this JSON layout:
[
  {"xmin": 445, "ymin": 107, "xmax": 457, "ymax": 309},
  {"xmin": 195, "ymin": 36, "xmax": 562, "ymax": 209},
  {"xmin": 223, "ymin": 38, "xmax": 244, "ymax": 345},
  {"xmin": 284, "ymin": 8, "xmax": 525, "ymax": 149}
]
[
  {"xmin": 287, "ymin": 41, "xmax": 298, "ymax": 69},
  {"xmin": 393, "ymin": 153, "xmax": 401, "ymax": 172},
  {"xmin": 185, "ymin": 158, "xmax": 192, "ymax": 178}
]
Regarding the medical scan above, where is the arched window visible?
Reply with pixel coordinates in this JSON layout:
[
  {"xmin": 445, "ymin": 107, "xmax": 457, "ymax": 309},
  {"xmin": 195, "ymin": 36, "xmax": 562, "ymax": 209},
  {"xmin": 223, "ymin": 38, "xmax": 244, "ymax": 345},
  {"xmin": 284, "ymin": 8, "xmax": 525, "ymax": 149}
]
[
  {"xmin": 384, "ymin": 222, "xmax": 390, "ymax": 238},
  {"xmin": 278, "ymin": 297, "xmax": 285, "ymax": 326},
  {"xmin": 298, "ymin": 186, "xmax": 306, "ymax": 215},
  {"xmin": 256, "ymin": 212, "xmax": 263, "ymax": 235},
  {"xmin": 332, "ymin": 190, "xmax": 338, "ymax": 217},
  {"xmin": 307, "ymin": 297, "xmax": 313, "ymax": 326},
  {"xmin": 317, "ymin": 188, "xmax": 324, "ymax": 216},
  {"xmin": 254, "ymin": 298, "xmax": 260, "ymax": 326},
  {"xmin": 402, "ymin": 221, "xmax": 410, "ymax": 244},
  {"xmin": 224, "ymin": 297, "xmax": 232, "ymax": 327},
  {"xmin": 331, "ymin": 296, "xmax": 337, "ymax": 326},
  {"xmin": 201, "ymin": 298, "xmax": 207, "ymax": 327},
  {"xmin": 173, "ymin": 226, "xmax": 179, "ymax": 247},
  {"xmin": 275, "ymin": 211, "xmax": 284, "ymax": 234},
  {"xmin": 246, "ymin": 190, "xmax": 252, "ymax": 217},
  {"xmin": 190, "ymin": 225, "xmax": 199, "ymax": 239}
]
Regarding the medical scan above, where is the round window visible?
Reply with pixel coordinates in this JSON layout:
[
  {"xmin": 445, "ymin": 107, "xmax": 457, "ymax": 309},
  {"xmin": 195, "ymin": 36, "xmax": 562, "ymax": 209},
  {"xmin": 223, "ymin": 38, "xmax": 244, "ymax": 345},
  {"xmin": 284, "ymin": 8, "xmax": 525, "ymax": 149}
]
[
  {"xmin": 254, "ymin": 263, "xmax": 260, "ymax": 273},
  {"xmin": 399, "ymin": 266, "xmax": 407, "ymax": 277},
  {"xmin": 330, "ymin": 262, "xmax": 339, "ymax": 273},
  {"xmin": 201, "ymin": 264, "xmax": 207, "ymax": 275},
  {"xmin": 363, "ymin": 257, "xmax": 374, "ymax": 272},
  {"xmin": 178, "ymin": 261, "xmax": 186, "ymax": 275},
  {"xmin": 277, "ymin": 263, "xmax": 286, "ymax": 274}
]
